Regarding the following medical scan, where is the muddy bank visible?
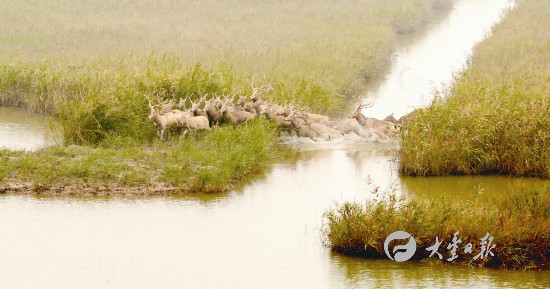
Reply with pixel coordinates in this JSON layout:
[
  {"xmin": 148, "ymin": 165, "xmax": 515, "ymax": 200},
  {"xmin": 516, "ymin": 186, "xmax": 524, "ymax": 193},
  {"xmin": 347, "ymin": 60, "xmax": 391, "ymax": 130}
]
[
  {"xmin": 0, "ymin": 181, "xmax": 182, "ymax": 196},
  {"xmin": 0, "ymin": 180, "xmax": 236, "ymax": 196}
]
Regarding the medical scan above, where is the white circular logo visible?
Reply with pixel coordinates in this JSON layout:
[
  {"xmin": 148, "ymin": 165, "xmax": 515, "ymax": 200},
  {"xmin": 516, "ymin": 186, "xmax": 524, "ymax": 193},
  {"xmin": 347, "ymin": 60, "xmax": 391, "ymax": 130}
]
[{"xmin": 384, "ymin": 231, "xmax": 417, "ymax": 262}]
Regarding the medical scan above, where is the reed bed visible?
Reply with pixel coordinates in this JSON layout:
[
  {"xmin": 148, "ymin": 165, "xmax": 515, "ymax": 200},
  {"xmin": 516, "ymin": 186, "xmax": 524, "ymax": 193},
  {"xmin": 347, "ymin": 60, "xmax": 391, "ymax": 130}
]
[
  {"xmin": 399, "ymin": 0, "xmax": 549, "ymax": 178},
  {"xmin": 324, "ymin": 185, "xmax": 550, "ymax": 270},
  {"xmin": 0, "ymin": 0, "xmax": 453, "ymax": 116}
]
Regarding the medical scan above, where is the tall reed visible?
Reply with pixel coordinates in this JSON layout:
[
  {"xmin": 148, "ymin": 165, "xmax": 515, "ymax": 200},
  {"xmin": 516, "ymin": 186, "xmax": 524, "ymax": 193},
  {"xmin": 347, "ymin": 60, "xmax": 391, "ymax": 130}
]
[
  {"xmin": 324, "ymin": 185, "xmax": 550, "ymax": 270},
  {"xmin": 399, "ymin": 0, "xmax": 549, "ymax": 178}
]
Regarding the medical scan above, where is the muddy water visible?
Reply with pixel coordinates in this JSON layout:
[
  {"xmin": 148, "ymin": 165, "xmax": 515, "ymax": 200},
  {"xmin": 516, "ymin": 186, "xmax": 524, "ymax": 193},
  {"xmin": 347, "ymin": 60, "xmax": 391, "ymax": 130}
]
[
  {"xmin": 1, "ymin": 0, "xmax": 549, "ymax": 288},
  {"xmin": 0, "ymin": 145, "xmax": 548, "ymax": 288},
  {"xmin": 0, "ymin": 107, "xmax": 52, "ymax": 150}
]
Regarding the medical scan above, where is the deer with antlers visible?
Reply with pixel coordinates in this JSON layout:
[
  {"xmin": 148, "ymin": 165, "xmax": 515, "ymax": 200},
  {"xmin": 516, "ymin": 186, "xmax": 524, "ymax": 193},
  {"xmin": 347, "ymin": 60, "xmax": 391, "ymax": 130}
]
[
  {"xmin": 220, "ymin": 99, "xmax": 255, "ymax": 124},
  {"xmin": 349, "ymin": 96, "xmax": 398, "ymax": 137},
  {"xmin": 189, "ymin": 94, "xmax": 209, "ymax": 118},
  {"xmin": 250, "ymin": 82, "xmax": 272, "ymax": 103},
  {"xmin": 147, "ymin": 96, "xmax": 190, "ymax": 140},
  {"xmin": 178, "ymin": 96, "xmax": 191, "ymax": 112},
  {"xmin": 261, "ymin": 104, "xmax": 293, "ymax": 131},
  {"xmin": 204, "ymin": 96, "xmax": 224, "ymax": 126}
]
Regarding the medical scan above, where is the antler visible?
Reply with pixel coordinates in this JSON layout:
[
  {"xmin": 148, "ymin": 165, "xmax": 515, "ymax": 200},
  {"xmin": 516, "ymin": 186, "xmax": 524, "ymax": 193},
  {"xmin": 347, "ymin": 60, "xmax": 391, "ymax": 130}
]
[
  {"xmin": 352, "ymin": 95, "xmax": 361, "ymax": 106},
  {"xmin": 145, "ymin": 94, "xmax": 154, "ymax": 109},
  {"xmin": 352, "ymin": 95, "xmax": 373, "ymax": 110},
  {"xmin": 228, "ymin": 92, "xmax": 238, "ymax": 103},
  {"xmin": 250, "ymin": 81, "xmax": 272, "ymax": 101}
]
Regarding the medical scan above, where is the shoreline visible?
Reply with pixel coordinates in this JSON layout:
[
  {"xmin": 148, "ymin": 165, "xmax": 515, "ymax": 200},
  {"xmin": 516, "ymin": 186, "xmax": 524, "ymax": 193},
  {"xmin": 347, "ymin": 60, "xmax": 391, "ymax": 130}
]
[{"xmin": 0, "ymin": 181, "xmax": 186, "ymax": 197}]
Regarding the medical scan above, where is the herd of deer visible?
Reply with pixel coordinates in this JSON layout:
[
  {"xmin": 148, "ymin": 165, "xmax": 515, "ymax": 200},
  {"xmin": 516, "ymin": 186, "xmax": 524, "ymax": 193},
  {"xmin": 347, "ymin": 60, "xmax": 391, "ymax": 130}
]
[{"xmin": 147, "ymin": 84, "xmax": 403, "ymax": 141}]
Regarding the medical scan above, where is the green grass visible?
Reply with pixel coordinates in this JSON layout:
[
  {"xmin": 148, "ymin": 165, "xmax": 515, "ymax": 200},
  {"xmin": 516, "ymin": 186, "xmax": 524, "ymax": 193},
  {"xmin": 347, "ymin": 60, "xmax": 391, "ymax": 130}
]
[
  {"xmin": 399, "ymin": 0, "xmax": 549, "ymax": 178},
  {"xmin": 323, "ymin": 185, "xmax": 550, "ymax": 270},
  {"xmin": 0, "ymin": 119, "xmax": 281, "ymax": 193}
]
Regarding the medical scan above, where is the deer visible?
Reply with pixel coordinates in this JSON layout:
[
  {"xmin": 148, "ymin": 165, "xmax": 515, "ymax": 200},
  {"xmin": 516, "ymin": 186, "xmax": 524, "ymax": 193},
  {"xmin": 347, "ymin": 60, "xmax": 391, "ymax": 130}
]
[
  {"xmin": 236, "ymin": 95, "xmax": 248, "ymax": 108},
  {"xmin": 250, "ymin": 83, "xmax": 272, "ymax": 103},
  {"xmin": 275, "ymin": 104, "xmax": 293, "ymax": 117},
  {"xmin": 274, "ymin": 103, "xmax": 329, "ymax": 123},
  {"xmin": 299, "ymin": 106, "xmax": 330, "ymax": 124},
  {"xmin": 190, "ymin": 94, "xmax": 209, "ymax": 118},
  {"xmin": 157, "ymin": 95, "xmax": 192, "ymax": 119},
  {"xmin": 159, "ymin": 99, "xmax": 174, "ymax": 115},
  {"xmin": 178, "ymin": 96, "xmax": 190, "ymax": 112},
  {"xmin": 294, "ymin": 110, "xmax": 342, "ymax": 137},
  {"xmin": 242, "ymin": 102, "xmax": 256, "ymax": 115},
  {"xmin": 397, "ymin": 108, "xmax": 424, "ymax": 124},
  {"xmin": 334, "ymin": 118, "xmax": 362, "ymax": 135},
  {"xmin": 220, "ymin": 99, "xmax": 255, "ymax": 124},
  {"xmin": 204, "ymin": 96, "xmax": 224, "ymax": 125},
  {"xmin": 178, "ymin": 115, "xmax": 211, "ymax": 135},
  {"xmin": 261, "ymin": 104, "xmax": 293, "ymax": 131},
  {"xmin": 147, "ymin": 97, "xmax": 186, "ymax": 140},
  {"xmin": 349, "ymin": 97, "xmax": 398, "ymax": 137},
  {"xmin": 284, "ymin": 112, "xmax": 330, "ymax": 141},
  {"xmin": 383, "ymin": 113, "xmax": 400, "ymax": 124},
  {"xmin": 243, "ymin": 101, "xmax": 266, "ymax": 117}
]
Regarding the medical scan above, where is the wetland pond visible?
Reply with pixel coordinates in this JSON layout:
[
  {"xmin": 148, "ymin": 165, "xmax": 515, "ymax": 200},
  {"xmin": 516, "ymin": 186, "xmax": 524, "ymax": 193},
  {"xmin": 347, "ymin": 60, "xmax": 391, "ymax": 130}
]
[{"xmin": 1, "ymin": 0, "xmax": 548, "ymax": 288}]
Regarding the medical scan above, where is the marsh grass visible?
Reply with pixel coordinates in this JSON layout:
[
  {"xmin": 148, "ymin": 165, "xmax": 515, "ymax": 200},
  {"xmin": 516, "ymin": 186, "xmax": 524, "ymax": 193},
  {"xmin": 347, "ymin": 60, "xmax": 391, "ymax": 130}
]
[
  {"xmin": 0, "ymin": 0, "xmax": 453, "ymax": 115},
  {"xmin": 0, "ymin": 0, "xmax": 455, "ymax": 141},
  {"xmin": 399, "ymin": 0, "xmax": 549, "ymax": 178},
  {"xmin": 324, "ymin": 185, "xmax": 550, "ymax": 270},
  {"xmin": 0, "ymin": 119, "xmax": 280, "ymax": 192},
  {"xmin": 0, "ymin": 60, "xmax": 241, "ymax": 145}
]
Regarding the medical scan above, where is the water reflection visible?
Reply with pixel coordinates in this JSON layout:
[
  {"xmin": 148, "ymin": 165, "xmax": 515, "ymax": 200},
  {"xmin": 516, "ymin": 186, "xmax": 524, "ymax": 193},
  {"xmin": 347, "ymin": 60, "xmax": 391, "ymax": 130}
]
[
  {"xmin": 402, "ymin": 175, "xmax": 548, "ymax": 201},
  {"xmin": 330, "ymin": 254, "xmax": 550, "ymax": 289}
]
